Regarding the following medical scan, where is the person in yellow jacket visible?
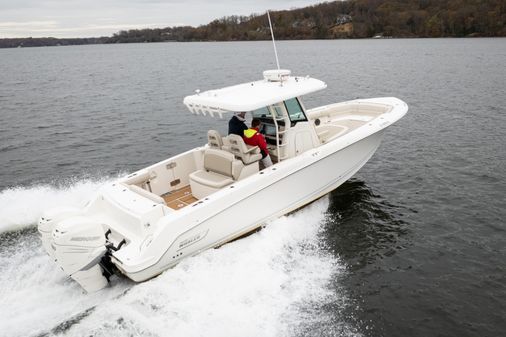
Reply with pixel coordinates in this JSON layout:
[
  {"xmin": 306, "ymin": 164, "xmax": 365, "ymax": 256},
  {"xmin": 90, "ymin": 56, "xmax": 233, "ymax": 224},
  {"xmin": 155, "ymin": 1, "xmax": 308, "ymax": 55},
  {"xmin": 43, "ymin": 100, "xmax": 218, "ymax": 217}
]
[{"xmin": 243, "ymin": 118, "xmax": 273, "ymax": 167}]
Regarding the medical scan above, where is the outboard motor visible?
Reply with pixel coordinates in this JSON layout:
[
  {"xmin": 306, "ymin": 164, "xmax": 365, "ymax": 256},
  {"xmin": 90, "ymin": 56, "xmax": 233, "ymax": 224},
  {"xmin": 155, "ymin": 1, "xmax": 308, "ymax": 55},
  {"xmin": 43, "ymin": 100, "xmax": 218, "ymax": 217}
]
[
  {"xmin": 38, "ymin": 207, "xmax": 82, "ymax": 260},
  {"xmin": 52, "ymin": 216, "xmax": 109, "ymax": 293}
]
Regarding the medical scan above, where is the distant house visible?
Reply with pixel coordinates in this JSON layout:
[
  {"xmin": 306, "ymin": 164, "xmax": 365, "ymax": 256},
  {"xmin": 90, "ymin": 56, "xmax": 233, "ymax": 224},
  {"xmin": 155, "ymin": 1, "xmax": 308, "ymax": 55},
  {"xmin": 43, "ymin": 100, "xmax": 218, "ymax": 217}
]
[
  {"xmin": 329, "ymin": 15, "xmax": 353, "ymax": 37},
  {"xmin": 335, "ymin": 15, "xmax": 352, "ymax": 25}
]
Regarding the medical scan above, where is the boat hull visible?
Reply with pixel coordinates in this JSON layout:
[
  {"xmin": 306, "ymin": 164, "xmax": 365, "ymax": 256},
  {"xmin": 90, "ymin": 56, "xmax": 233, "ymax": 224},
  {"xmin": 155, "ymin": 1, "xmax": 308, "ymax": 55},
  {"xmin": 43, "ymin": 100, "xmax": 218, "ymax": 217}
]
[{"xmin": 117, "ymin": 129, "xmax": 385, "ymax": 282}]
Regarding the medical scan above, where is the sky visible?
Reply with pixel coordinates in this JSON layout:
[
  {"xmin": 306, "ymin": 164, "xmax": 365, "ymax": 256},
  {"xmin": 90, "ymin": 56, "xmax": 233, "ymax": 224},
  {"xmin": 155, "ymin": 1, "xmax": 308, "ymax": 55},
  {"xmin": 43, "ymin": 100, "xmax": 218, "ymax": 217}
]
[{"xmin": 0, "ymin": 0, "xmax": 325, "ymax": 38}]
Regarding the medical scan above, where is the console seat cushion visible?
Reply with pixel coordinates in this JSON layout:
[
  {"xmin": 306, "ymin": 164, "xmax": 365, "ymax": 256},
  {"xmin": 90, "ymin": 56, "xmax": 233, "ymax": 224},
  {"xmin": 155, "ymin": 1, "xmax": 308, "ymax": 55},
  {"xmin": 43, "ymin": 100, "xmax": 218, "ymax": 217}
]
[
  {"xmin": 189, "ymin": 148, "xmax": 243, "ymax": 199},
  {"xmin": 226, "ymin": 134, "xmax": 262, "ymax": 165},
  {"xmin": 207, "ymin": 130, "xmax": 223, "ymax": 149},
  {"xmin": 189, "ymin": 170, "xmax": 233, "ymax": 189}
]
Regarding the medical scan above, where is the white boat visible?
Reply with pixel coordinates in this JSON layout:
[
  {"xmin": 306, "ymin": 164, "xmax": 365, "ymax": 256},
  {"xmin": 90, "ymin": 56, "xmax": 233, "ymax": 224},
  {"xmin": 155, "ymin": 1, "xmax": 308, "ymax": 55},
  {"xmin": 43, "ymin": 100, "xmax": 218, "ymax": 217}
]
[{"xmin": 38, "ymin": 69, "xmax": 407, "ymax": 292}]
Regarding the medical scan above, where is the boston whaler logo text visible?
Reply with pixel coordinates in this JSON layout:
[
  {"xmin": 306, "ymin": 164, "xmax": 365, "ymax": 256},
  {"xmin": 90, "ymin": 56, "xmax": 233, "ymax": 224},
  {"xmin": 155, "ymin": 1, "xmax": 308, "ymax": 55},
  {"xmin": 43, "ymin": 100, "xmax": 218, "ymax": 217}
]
[
  {"xmin": 178, "ymin": 230, "xmax": 208, "ymax": 249},
  {"xmin": 71, "ymin": 236, "xmax": 101, "ymax": 241}
]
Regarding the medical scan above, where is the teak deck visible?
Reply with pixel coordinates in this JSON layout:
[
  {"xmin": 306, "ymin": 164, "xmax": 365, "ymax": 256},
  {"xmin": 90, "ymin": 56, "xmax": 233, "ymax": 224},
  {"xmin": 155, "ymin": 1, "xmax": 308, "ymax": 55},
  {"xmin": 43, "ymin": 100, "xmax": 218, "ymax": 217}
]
[{"xmin": 162, "ymin": 186, "xmax": 198, "ymax": 210}]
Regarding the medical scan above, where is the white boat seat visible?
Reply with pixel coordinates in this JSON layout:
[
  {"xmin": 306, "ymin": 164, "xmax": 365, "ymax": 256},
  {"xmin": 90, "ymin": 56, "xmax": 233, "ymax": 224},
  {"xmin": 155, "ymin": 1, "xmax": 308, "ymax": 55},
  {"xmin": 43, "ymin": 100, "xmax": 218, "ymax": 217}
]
[
  {"xmin": 189, "ymin": 148, "xmax": 244, "ymax": 199},
  {"xmin": 207, "ymin": 130, "xmax": 223, "ymax": 149},
  {"xmin": 315, "ymin": 124, "xmax": 348, "ymax": 142},
  {"xmin": 226, "ymin": 134, "xmax": 262, "ymax": 165},
  {"xmin": 189, "ymin": 170, "xmax": 234, "ymax": 189},
  {"xmin": 127, "ymin": 184, "xmax": 165, "ymax": 204}
]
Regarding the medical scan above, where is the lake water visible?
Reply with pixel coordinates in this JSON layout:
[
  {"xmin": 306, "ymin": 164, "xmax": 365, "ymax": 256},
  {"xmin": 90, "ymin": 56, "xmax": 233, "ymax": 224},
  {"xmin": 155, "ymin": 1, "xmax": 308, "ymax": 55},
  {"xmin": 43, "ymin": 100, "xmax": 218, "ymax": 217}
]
[{"xmin": 0, "ymin": 39, "xmax": 505, "ymax": 337}]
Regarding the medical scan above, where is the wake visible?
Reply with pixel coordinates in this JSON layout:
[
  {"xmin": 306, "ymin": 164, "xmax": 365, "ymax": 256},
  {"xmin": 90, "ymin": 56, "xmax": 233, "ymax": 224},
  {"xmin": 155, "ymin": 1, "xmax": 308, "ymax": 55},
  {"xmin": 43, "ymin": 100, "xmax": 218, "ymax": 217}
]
[
  {"xmin": 0, "ymin": 179, "xmax": 358, "ymax": 337},
  {"xmin": 0, "ymin": 177, "xmax": 115, "ymax": 233}
]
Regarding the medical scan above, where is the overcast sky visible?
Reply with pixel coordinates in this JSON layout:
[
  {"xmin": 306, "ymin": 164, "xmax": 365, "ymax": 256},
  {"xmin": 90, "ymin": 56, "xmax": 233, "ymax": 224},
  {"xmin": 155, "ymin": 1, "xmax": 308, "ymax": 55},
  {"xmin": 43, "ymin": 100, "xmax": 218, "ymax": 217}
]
[{"xmin": 0, "ymin": 0, "xmax": 324, "ymax": 38}]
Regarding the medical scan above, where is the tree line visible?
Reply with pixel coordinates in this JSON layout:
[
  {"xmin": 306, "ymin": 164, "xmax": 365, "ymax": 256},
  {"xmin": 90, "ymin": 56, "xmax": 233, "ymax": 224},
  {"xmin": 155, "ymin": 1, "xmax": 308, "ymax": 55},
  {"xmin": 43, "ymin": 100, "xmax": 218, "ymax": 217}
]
[{"xmin": 1, "ymin": 0, "xmax": 504, "ymax": 48}]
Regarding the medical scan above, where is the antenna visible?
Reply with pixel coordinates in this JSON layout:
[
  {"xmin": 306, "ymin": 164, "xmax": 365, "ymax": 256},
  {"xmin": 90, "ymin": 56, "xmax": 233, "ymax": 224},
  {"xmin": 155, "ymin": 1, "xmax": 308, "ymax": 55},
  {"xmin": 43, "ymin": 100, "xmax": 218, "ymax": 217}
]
[{"xmin": 267, "ymin": 10, "xmax": 280, "ymax": 70}]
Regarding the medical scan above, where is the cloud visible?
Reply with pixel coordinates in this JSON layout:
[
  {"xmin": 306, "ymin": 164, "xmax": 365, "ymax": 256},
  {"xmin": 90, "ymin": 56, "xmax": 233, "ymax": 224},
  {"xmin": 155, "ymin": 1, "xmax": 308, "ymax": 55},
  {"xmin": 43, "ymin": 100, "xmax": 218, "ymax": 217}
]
[{"xmin": 0, "ymin": 21, "xmax": 58, "ymax": 28}]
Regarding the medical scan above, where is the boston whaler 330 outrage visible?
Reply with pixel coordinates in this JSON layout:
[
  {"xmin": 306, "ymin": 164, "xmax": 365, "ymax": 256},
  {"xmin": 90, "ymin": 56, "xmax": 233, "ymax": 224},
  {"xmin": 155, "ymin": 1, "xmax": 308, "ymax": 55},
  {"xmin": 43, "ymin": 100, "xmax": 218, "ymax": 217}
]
[
  {"xmin": 38, "ymin": 67, "xmax": 407, "ymax": 292},
  {"xmin": 38, "ymin": 14, "xmax": 408, "ymax": 292}
]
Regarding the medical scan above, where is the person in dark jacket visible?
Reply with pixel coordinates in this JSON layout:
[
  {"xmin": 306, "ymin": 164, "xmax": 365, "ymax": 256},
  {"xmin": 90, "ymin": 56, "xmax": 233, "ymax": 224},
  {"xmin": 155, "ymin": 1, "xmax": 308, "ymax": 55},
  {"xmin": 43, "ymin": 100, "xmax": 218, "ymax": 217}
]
[{"xmin": 228, "ymin": 112, "xmax": 248, "ymax": 136}]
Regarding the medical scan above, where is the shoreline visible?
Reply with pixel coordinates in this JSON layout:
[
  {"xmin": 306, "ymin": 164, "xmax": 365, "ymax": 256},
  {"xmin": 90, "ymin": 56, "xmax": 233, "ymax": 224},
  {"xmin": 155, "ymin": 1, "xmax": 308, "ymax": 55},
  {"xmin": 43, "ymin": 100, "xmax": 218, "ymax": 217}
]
[{"xmin": 1, "ymin": 35, "xmax": 505, "ymax": 49}]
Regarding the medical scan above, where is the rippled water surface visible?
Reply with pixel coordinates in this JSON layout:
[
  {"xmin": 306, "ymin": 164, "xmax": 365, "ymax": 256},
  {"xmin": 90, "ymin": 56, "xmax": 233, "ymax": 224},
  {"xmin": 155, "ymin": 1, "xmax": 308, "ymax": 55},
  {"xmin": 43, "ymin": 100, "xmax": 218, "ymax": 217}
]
[{"xmin": 0, "ymin": 39, "xmax": 505, "ymax": 337}]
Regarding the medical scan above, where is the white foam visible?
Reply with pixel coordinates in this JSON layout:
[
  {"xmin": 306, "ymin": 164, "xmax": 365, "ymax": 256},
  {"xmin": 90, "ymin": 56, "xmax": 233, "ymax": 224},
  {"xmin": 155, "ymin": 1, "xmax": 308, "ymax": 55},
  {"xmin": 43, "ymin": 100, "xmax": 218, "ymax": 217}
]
[
  {"xmin": 0, "ymin": 240, "xmax": 130, "ymax": 337},
  {"xmin": 0, "ymin": 196, "xmax": 358, "ymax": 337},
  {"xmin": 0, "ymin": 177, "xmax": 115, "ymax": 233},
  {"xmin": 0, "ymin": 176, "xmax": 128, "ymax": 336},
  {"xmin": 53, "ymin": 198, "xmax": 356, "ymax": 337}
]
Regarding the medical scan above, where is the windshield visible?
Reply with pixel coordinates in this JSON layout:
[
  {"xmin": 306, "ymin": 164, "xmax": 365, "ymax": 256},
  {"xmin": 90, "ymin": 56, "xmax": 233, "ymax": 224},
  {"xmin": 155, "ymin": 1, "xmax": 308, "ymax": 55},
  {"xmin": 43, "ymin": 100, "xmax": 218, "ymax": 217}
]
[
  {"xmin": 251, "ymin": 106, "xmax": 271, "ymax": 118},
  {"xmin": 251, "ymin": 105, "xmax": 284, "ymax": 119},
  {"xmin": 270, "ymin": 103, "xmax": 285, "ymax": 119},
  {"xmin": 284, "ymin": 97, "xmax": 307, "ymax": 122}
]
